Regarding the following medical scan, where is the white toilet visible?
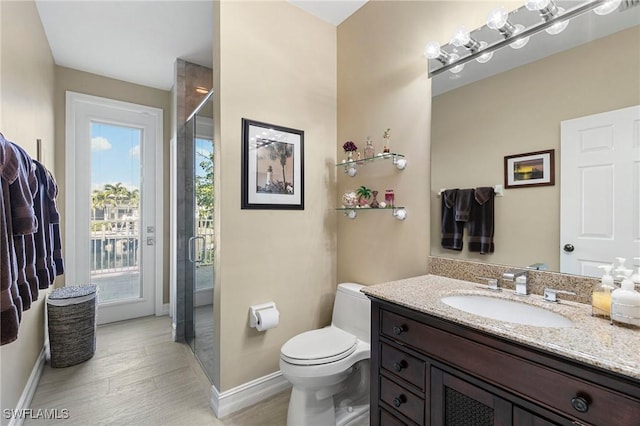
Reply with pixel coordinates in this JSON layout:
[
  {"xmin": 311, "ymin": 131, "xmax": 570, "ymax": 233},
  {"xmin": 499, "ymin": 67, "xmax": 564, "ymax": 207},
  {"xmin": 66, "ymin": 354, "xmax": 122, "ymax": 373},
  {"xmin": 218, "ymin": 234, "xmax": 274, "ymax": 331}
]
[{"xmin": 280, "ymin": 283, "xmax": 371, "ymax": 426}]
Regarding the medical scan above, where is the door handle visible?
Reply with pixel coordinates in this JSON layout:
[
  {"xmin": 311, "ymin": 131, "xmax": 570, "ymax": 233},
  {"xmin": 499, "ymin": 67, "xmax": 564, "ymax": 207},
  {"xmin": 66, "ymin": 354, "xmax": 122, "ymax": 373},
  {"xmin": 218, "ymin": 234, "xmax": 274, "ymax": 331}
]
[
  {"xmin": 188, "ymin": 236, "xmax": 206, "ymax": 263},
  {"xmin": 563, "ymin": 244, "xmax": 575, "ymax": 253}
]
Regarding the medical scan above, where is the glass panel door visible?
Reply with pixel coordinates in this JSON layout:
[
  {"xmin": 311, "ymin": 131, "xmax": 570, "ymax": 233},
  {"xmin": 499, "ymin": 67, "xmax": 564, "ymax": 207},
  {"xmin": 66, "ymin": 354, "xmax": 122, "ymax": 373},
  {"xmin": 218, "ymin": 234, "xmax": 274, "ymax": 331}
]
[
  {"xmin": 66, "ymin": 91, "xmax": 161, "ymax": 324},
  {"xmin": 90, "ymin": 122, "xmax": 142, "ymax": 302},
  {"xmin": 184, "ymin": 91, "xmax": 215, "ymax": 381}
]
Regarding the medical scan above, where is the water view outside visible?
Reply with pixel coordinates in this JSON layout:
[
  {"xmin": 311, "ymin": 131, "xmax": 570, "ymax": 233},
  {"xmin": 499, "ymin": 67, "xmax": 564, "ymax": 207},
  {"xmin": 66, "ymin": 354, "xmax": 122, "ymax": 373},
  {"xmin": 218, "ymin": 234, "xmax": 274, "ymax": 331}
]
[{"xmin": 90, "ymin": 122, "xmax": 142, "ymax": 302}]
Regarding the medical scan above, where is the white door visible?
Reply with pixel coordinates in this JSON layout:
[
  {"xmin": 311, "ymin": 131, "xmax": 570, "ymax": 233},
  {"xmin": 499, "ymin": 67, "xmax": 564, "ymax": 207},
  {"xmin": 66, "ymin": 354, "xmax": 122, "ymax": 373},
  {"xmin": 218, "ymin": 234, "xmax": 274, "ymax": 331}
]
[
  {"xmin": 66, "ymin": 92, "xmax": 163, "ymax": 324},
  {"xmin": 560, "ymin": 105, "xmax": 640, "ymax": 277}
]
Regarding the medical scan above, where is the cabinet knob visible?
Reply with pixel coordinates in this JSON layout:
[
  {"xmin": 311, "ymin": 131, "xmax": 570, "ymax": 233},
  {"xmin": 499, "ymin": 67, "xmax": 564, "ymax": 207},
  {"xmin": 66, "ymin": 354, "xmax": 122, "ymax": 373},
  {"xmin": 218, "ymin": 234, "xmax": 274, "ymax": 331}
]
[
  {"xmin": 392, "ymin": 394, "xmax": 407, "ymax": 408},
  {"xmin": 393, "ymin": 360, "xmax": 408, "ymax": 372},
  {"xmin": 392, "ymin": 325, "xmax": 406, "ymax": 335},
  {"xmin": 571, "ymin": 396, "xmax": 590, "ymax": 413}
]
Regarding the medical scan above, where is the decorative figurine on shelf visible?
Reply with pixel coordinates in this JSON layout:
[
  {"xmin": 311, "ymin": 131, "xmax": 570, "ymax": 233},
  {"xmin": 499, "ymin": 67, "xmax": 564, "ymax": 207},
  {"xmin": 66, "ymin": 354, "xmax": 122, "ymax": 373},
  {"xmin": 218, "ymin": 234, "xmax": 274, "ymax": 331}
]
[
  {"xmin": 343, "ymin": 140, "xmax": 357, "ymax": 162},
  {"xmin": 342, "ymin": 191, "xmax": 358, "ymax": 208},
  {"xmin": 364, "ymin": 137, "xmax": 375, "ymax": 160},
  {"xmin": 370, "ymin": 190, "xmax": 380, "ymax": 208},
  {"xmin": 382, "ymin": 128, "xmax": 391, "ymax": 153},
  {"xmin": 384, "ymin": 189, "xmax": 395, "ymax": 208},
  {"xmin": 356, "ymin": 185, "xmax": 372, "ymax": 207}
]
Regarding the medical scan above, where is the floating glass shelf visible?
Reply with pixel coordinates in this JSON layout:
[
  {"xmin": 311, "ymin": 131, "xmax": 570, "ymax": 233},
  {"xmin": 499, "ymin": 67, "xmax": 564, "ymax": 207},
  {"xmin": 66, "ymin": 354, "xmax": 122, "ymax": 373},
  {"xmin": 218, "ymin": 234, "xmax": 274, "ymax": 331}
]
[
  {"xmin": 336, "ymin": 152, "xmax": 405, "ymax": 168},
  {"xmin": 336, "ymin": 206, "xmax": 407, "ymax": 220}
]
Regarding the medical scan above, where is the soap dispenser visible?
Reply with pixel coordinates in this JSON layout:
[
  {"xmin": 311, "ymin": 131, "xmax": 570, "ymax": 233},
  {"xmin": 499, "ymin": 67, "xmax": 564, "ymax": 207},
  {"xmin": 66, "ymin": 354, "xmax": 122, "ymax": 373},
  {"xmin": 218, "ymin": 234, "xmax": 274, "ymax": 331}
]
[
  {"xmin": 632, "ymin": 257, "xmax": 640, "ymax": 286},
  {"xmin": 592, "ymin": 264, "xmax": 614, "ymax": 318},
  {"xmin": 613, "ymin": 257, "xmax": 627, "ymax": 277},
  {"xmin": 610, "ymin": 268, "xmax": 640, "ymax": 327}
]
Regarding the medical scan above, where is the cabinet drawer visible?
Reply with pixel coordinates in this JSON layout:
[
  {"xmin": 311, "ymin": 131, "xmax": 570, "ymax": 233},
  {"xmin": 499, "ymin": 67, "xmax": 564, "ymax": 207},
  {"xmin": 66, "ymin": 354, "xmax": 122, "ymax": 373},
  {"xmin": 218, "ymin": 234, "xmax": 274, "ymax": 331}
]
[
  {"xmin": 380, "ymin": 376, "xmax": 424, "ymax": 424},
  {"xmin": 381, "ymin": 343, "xmax": 425, "ymax": 390},
  {"xmin": 381, "ymin": 309, "xmax": 429, "ymax": 350},
  {"xmin": 380, "ymin": 408, "xmax": 416, "ymax": 426}
]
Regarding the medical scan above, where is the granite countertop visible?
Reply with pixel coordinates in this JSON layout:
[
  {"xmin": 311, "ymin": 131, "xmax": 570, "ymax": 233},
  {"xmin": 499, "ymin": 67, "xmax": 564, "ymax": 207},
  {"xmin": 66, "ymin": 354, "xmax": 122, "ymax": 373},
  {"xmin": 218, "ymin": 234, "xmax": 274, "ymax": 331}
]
[{"xmin": 362, "ymin": 274, "xmax": 640, "ymax": 380}]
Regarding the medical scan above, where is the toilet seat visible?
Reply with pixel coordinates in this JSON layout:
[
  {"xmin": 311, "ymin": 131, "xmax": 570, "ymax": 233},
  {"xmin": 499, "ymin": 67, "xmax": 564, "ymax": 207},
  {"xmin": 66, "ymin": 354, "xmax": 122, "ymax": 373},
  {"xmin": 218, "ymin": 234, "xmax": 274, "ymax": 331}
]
[{"xmin": 281, "ymin": 327, "xmax": 357, "ymax": 366}]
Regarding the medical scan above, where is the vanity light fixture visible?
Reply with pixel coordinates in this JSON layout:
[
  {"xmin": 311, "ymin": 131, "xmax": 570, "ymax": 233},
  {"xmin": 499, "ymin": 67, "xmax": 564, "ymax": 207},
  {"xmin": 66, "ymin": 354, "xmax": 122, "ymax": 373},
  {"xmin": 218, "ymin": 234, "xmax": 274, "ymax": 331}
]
[
  {"xmin": 526, "ymin": 0, "xmax": 569, "ymax": 35},
  {"xmin": 423, "ymin": 41, "xmax": 451, "ymax": 65},
  {"xmin": 594, "ymin": 0, "xmax": 622, "ymax": 15},
  {"xmin": 451, "ymin": 26, "xmax": 494, "ymax": 64},
  {"xmin": 424, "ymin": 41, "xmax": 465, "ymax": 73},
  {"xmin": 451, "ymin": 26, "xmax": 481, "ymax": 52},
  {"xmin": 487, "ymin": 6, "xmax": 530, "ymax": 49},
  {"xmin": 425, "ymin": 0, "xmax": 617, "ymax": 77}
]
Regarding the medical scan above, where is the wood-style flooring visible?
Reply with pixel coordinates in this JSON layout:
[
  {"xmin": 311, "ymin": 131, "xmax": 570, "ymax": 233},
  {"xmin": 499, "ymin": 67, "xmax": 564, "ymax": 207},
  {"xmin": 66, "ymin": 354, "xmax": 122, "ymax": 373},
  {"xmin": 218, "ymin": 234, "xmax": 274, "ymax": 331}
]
[{"xmin": 26, "ymin": 315, "xmax": 289, "ymax": 425}]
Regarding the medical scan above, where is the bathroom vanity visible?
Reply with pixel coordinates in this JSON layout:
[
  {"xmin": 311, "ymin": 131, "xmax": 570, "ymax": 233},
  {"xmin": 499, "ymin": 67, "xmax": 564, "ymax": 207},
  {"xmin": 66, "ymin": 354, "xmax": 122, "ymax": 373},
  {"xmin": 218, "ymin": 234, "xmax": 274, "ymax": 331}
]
[{"xmin": 363, "ymin": 275, "xmax": 640, "ymax": 426}]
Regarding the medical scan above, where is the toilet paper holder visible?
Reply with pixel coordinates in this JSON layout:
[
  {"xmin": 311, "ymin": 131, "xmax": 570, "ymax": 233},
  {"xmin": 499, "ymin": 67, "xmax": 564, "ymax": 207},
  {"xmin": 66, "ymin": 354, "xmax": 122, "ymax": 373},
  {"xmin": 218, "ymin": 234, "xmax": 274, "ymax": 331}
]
[{"xmin": 249, "ymin": 302, "xmax": 278, "ymax": 329}]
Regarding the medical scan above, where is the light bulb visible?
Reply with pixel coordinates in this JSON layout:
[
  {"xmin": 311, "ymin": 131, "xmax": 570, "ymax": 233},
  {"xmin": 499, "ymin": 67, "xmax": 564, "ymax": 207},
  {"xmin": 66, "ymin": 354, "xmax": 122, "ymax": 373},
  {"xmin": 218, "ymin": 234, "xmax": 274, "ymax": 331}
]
[
  {"xmin": 423, "ymin": 41, "xmax": 442, "ymax": 59},
  {"xmin": 451, "ymin": 26, "xmax": 471, "ymax": 47},
  {"xmin": 448, "ymin": 53, "xmax": 464, "ymax": 74},
  {"xmin": 509, "ymin": 24, "xmax": 529, "ymax": 49},
  {"xmin": 476, "ymin": 41, "xmax": 493, "ymax": 64},
  {"xmin": 451, "ymin": 25, "xmax": 481, "ymax": 52},
  {"xmin": 525, "ymin": 0, "xmax": 550, "ymax": 10},
  {"xmin": 487, "ymin": 7, "xmax": 509, "ymax": 30},
  {"xmin": 594, "ymin": 0, "xmax": 621, "ymax": 15},
  {"xmin": 546, "ymin": 9, "xmax": 569, "ymax": 35}
]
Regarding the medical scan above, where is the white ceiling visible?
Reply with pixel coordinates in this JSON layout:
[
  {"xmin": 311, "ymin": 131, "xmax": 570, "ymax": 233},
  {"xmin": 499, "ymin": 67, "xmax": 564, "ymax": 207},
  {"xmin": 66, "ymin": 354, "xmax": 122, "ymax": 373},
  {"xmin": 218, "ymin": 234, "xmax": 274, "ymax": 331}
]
[{"xmin": 35, "ymin": 0, "xmax": 367, "ymax": 91}]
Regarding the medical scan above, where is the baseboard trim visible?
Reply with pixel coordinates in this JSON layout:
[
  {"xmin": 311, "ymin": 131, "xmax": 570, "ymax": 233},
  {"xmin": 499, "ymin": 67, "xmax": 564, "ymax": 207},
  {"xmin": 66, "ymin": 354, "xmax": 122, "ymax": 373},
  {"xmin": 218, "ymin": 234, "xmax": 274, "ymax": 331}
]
[
  {"xmin": 159, "ymin": 303, "xmax": 170, "ymax": 316},
  {"xmin": 8, "ymin": 347, "xmax": 46, "ymax": 426},
  {"xmin": 210, "ymin": 371, "xmax": 291, "ymax": 419}
]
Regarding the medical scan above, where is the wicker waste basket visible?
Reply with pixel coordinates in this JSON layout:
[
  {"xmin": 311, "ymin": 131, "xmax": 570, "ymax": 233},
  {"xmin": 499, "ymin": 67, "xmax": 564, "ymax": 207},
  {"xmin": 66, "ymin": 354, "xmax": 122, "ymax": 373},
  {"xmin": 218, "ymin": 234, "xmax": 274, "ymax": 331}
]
[{"xmin": 47, "ymin": 284, "xmax": 98, "ymax": 368}]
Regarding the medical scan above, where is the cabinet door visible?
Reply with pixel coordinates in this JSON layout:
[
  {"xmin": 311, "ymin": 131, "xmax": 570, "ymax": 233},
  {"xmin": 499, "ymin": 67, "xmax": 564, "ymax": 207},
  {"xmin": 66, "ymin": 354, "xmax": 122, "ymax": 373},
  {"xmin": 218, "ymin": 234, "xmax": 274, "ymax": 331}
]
[{"xmin": 431, "ymin": 367, "xmax": 512, "ymax": 426}]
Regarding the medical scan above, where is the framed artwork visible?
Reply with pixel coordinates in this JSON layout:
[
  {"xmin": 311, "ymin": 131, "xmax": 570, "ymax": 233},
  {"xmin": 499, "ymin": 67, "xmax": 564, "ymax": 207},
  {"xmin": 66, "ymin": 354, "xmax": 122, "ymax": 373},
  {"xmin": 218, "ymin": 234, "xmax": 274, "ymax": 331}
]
[
  {"xmin": 241, "ymin": 118, "xmax": 304, "ymax": 210},
  {"xmin": 504, "ymin": 149, "xmax": 555, "ymax": 189}
]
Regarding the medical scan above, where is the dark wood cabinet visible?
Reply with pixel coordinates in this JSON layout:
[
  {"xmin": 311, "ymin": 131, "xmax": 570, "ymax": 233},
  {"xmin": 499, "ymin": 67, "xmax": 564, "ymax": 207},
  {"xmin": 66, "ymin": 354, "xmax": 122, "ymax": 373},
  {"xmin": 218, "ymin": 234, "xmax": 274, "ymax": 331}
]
[{"xmin": 370, "ymin": 298, "xmax": 640, "ymax": 426}]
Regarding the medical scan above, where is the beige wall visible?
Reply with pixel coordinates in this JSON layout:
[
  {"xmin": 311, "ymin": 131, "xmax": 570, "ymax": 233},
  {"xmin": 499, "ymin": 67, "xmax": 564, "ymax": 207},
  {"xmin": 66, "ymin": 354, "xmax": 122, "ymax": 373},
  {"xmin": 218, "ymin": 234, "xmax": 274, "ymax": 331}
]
[
  {"xmin": 0, "ymin": 1, "xmax": 55, "ymax": 422},
  {"xmin": 214, "ymin": 1, "xmax": 337, "ymax": 391},
  {"xmin": 54, "ymin": 67, "xmax": 172, "ymax": 302},
  {"xmin": 430, "ymin": 26, "xmax": 640, "ymax": 271},
  {"xmin": 335, "ymin": 1, "xmax": 505, "ymax": 284}
]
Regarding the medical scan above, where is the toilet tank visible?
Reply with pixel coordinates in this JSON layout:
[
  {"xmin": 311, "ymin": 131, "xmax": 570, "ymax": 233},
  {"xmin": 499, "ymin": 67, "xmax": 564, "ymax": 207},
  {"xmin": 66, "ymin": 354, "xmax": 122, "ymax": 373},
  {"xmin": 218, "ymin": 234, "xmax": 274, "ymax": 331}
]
[{"xmin": 331, "ymin": 283, "xmax": 371, "ymax": 343}]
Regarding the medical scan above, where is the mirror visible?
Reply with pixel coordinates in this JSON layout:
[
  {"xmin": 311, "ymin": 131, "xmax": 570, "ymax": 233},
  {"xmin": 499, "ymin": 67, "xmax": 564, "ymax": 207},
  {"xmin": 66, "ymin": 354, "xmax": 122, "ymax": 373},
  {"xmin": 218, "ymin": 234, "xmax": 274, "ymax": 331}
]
[{"xmin": 430, "ymin": 3, "xmax": 640, "ymax": 276}]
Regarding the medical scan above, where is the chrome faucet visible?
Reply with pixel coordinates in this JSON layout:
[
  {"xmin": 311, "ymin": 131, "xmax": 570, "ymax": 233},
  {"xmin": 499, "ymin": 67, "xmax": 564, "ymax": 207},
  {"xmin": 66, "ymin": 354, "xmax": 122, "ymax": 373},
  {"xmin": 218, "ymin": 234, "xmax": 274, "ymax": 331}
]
[
  {"xmin": 502, "ymin": 268, "xmax": 528, "ymax": 295},
  {"xmin": 502, "ymin": 268, "xmax": 528, "ymax": 281},
  {"xmin": 477, "ymin": 277, "xmax": 500, "ymax": 291},
  {"xmin": 543, "ymin": 288, "xmax": 576, "ymax": 303}
]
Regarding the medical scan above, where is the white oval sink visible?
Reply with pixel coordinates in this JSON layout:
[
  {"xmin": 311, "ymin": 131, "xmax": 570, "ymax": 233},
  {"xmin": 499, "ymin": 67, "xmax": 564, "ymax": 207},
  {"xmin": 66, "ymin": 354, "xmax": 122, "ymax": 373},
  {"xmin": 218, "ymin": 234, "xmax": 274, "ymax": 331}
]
[{"xmin": 441, "ymin": 295, "xmax": 574, "ymax": 328}]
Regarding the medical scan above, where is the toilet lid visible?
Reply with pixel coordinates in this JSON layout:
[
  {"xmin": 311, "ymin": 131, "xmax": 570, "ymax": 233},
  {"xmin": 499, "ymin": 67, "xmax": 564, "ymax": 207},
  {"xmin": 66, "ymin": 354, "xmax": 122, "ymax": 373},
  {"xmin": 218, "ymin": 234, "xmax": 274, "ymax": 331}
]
[{"xmin": 281, "ymin": 327, "xmax": 357, "ymax": 366}]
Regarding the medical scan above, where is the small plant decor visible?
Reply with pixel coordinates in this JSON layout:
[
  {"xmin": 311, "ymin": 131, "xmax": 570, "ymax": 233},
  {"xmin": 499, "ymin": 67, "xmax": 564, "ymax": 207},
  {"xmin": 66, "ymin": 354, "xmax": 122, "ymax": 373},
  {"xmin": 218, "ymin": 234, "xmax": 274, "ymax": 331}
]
[{"xmin": 356, "ymin": 185, "xmax": 373, "ymax": 207}]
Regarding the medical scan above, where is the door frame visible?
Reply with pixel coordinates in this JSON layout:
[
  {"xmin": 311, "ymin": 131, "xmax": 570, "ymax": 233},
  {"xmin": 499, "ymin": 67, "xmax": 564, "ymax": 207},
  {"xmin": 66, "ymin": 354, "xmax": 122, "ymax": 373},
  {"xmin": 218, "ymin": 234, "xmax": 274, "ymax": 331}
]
[{"xmin": 65, "ymin": 91, "xmax": 164, "ymax": 319}]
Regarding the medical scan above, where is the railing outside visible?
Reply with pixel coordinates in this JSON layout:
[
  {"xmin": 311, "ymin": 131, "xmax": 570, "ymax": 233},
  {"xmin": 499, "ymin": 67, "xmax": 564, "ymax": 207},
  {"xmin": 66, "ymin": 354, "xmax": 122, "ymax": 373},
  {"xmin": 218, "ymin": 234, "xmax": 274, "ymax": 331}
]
[
  {"xmin": 90, "ymin": 218, "xmax": 215, "ymax": 275},
  {"xmin": 90, "ymin": 219, "xmax": 140, "ymax": 275},
  {"xmin": 196, "ymin": 218, "xmax": 215, "ymax": 266}
]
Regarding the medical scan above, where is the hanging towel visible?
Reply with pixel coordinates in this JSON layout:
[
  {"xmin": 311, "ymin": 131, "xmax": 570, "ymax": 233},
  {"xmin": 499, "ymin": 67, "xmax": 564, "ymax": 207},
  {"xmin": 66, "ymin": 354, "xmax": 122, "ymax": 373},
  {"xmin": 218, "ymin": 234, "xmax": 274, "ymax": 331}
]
[
  {"xmin": 468, "ymin": 187, "xmax": 495, "ymax": 254},
  {"xmin": 44, "ymin": 167, "xmax": 64, "ymax": 276},
  {"xmin": 441, "ymin": 189, "xmax": 463, "ymax": 250},
  {"xmin": 1, "ymin": 136, "xmax": 20, "ymax": 344},
  {"xmin": 454, "ymin": 189, "xmax": 474, "ymax": 222},
  {"xmin": 8, "ymin": 143, "xmax": 39, "ymax": 311},
  {"xmin": 33, "ymin": 161, "xmax": 52, "ymax": 289}
]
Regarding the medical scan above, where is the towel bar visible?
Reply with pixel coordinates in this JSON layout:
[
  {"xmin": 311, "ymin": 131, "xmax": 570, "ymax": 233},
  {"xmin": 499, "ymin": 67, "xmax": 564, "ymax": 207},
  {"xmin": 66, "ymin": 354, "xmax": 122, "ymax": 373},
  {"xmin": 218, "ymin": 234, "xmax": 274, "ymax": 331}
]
[{"xmin": 437, "ymin": 185, "xmax": 504, "ymax": 197}]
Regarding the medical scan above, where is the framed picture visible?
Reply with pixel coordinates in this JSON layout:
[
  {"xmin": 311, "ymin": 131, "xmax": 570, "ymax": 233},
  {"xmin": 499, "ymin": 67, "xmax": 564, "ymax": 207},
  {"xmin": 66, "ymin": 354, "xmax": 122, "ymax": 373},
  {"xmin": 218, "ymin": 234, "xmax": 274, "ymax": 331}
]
[
  {"xmin": 241, "ymin": 118, "xmax": 304, "ymax": 210},
  {"xmin": 504, "ymin": 149, "xmax": 555, "ymax": 189}
]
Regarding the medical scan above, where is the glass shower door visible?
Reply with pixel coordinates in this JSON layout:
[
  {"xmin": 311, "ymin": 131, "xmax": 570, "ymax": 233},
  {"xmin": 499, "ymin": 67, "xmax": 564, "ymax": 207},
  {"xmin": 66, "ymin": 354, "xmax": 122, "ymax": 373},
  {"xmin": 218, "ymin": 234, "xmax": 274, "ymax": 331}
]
[{"xmin": 185, "ymin": 90, "xmax": 215, "ymax": 381}]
